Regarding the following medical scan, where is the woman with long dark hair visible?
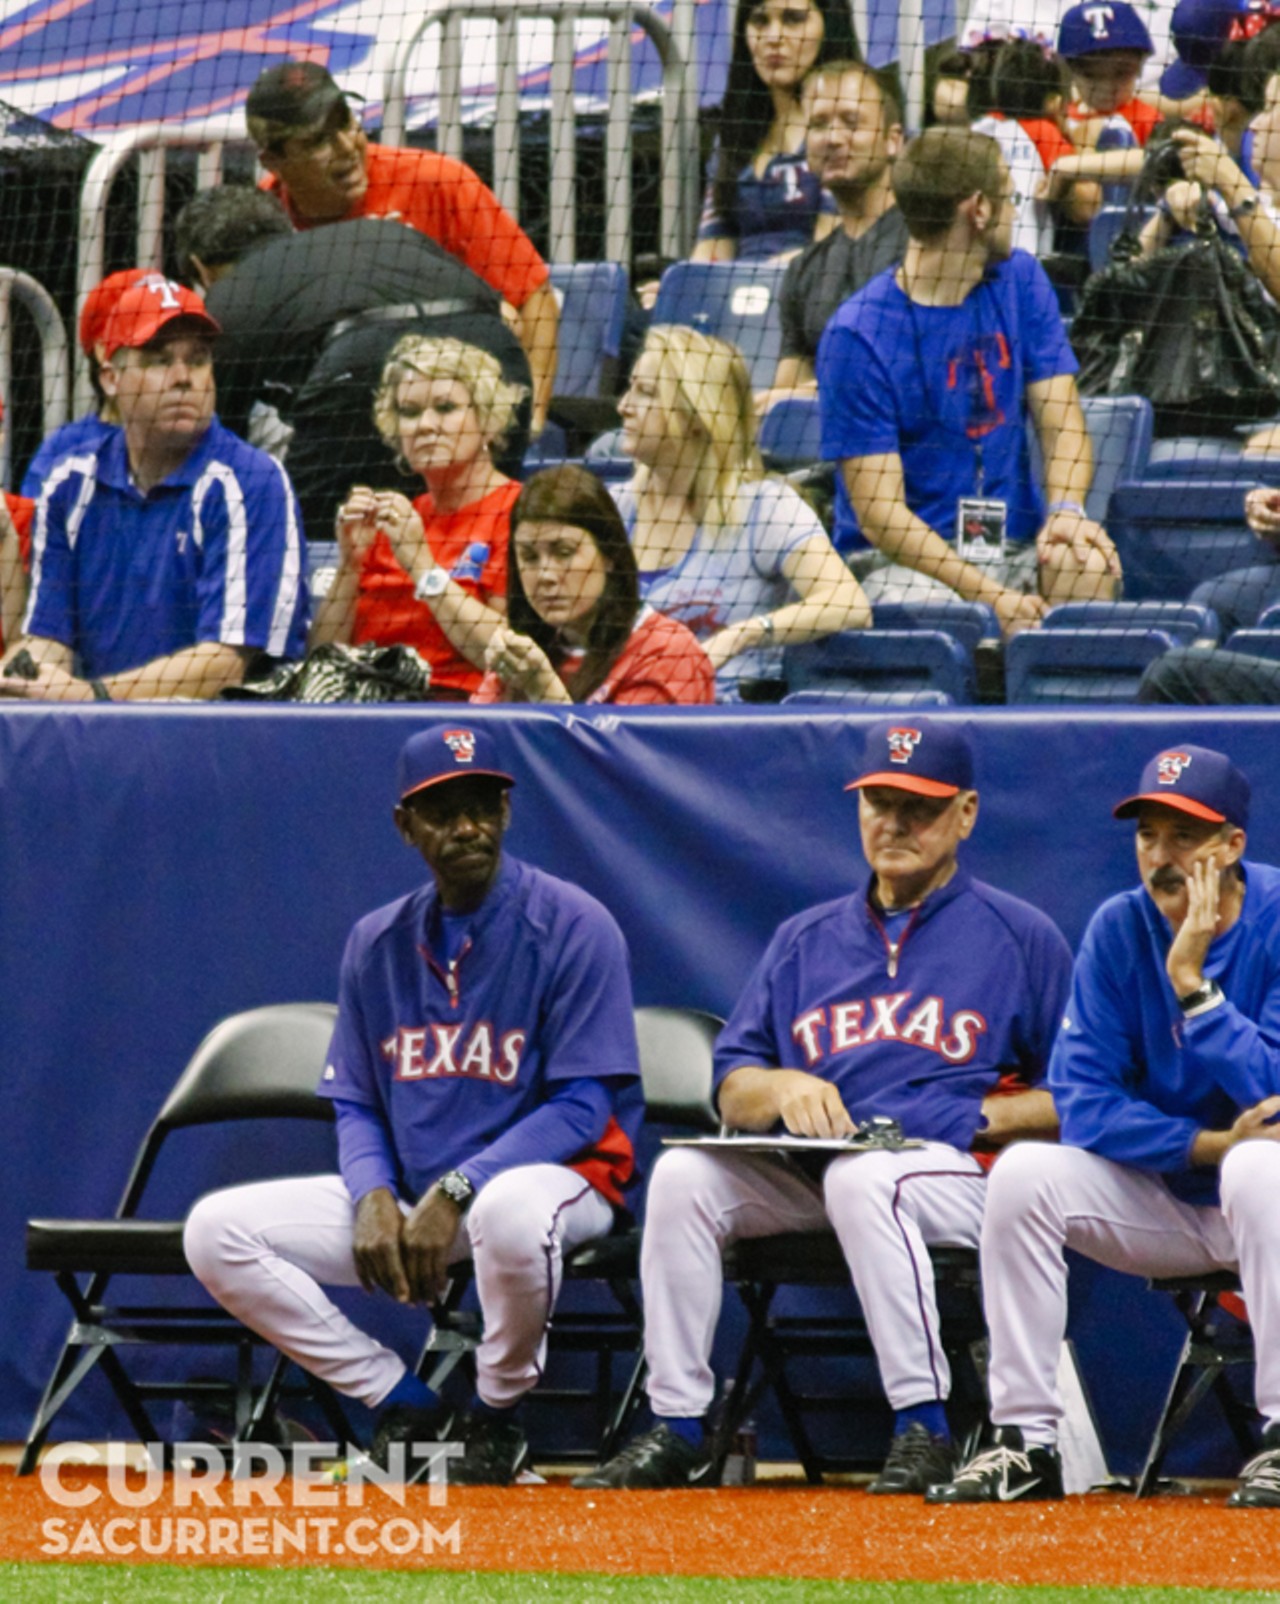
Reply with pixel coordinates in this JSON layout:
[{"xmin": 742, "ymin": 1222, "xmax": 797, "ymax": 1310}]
[
  {"xmin": 694, "ymin": 0, "xmax": 862, "ymax": 262},
  {"xmin": 472, "ymin": 465, "xmax": 714, "ymax": 704}
]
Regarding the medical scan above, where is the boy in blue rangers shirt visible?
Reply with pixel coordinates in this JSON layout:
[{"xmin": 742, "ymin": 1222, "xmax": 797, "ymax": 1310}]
[
  {"xmin": 185, "ymin": 724, "xmax": 642, "ymax": 1484},
  {"xmin": 816, "ymin": 125, "xmax": 1121, "ymax": 631},
  {"xmin": 575, "ymin": 718, "xmax": 1071, "ymax": 1495},
  {"xmin": 0, "ymin": 278, "xmax": 307, "ymax": 701},
  {"xmin": 931, "ymin": 743, "xmax": 1280, "ymax": 1508}
]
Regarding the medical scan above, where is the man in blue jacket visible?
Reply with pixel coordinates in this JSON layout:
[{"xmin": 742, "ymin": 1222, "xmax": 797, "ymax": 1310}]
[
  {"xmin": 575, "ymin": 717, "xmax": 1072, "ymax": 1494},
  {"xmin": 931, "ymin": 742, "xmax": 1280, "ymax": 1507}
]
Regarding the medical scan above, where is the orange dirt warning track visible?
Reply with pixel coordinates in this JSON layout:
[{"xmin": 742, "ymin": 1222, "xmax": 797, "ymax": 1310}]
[{"xmin": 3, "ymin": 1470, "xmax": 1280, "ymax": 1588}]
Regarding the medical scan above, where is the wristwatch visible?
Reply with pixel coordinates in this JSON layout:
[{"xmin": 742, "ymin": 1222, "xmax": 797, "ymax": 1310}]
[
  {"xmin": 435, "ymin": 1169, "xmax": 475, "ymax": 1210},
  {"xmin": 414, "ymin": 565, "xmax": 451, "ymax": 602},
  {"xmin": 1230, "ymin": 193, "xmax": 1260, "ymax": 220},
  {"xmin": 1177, "ymin": 980, "xmax": 1224, "ymax": 1018}
]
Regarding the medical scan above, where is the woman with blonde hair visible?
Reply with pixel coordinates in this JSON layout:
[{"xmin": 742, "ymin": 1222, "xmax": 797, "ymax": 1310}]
[
  {"xmin": 615, "ymin": 323, "xmax": 870, "ymax": 699},
  {"xmin": 313, "ymin": 333, "xmax": 527, "ymax": 698}
]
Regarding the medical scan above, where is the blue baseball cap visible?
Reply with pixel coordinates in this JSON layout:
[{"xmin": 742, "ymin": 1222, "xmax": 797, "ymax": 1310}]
[
  {"xmin": 846, "ymin": 718, "xmax": 975, "ymax": 799},
  {"xmin": 1113, "ymin": 744, "xmax": 1250, "ymax": 828},
  {"xmin": 1058, "ymin": 1, "xmax": 1154, "ymax": 59},
  {"xmin": 1160, "ymin": 57, "xmax": 1210, "ymax": 96},
  {"xmin": 397, "ymin": 726, "xmax": 514, "ymax": 804},
  {"xmin": 1172, "ymin": 0, "xmax": 1255, "ymax": 69}
]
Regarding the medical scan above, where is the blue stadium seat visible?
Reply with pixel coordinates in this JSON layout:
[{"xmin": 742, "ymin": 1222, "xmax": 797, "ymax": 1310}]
[
  {"xmin": 1256, "ymin": 603, "xmax": 1280, "ymax": 629},
  {"xmin": 1223, "ymin": 628, "xmax": 1280, "ymax": 660},
  {"xmin": 1141, "ymin": 437, "xmax": 1251, "ymax": 479},
  {"xmin": 871, "ymin": 600, "xmax": 1001, "ymax": 652},
  {"xmin": 582, "ymin": 427, "xmax": 632, "ymax": 481},
  {"xmin": 782, "ymin": 688, "xmax": 955, "ymax": 707},
  {"xmin": 522, "ymin": 419, "xmax": 571, "ymax": 472},
  {"xmin": 1107, "ymin": 479, "xmax": 1263, "ymax": 599},
  {"xmin": 785, "ymin": 629, "xmax": 976, "ymax": 704},
  {"xmin": 1027, "ymin": 395, "xmax": 1152, "ymax": 525},
  {"xmin": 758, "ymin": 396, "xmax": 823, "ymax": 471},
  {"xmin": 1042, "ymin": 601, "xmax": 1221, "ymax": 646},
  {"xmin": 650, "ymin": 261, "xmax": 790, "ymax": 390},
  {"xmin": 548, "ymin": 262, "xmax": 631, "ymax": 400},
  {"xmin": 1005, "ymin": 627, "xmax": 1178, "ymax": 702}
]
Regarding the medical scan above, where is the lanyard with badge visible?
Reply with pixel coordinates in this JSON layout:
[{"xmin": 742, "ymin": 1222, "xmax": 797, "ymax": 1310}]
[{"xmin": 903, "ymin": 272, "xmax": 1011, "ymax": 566}]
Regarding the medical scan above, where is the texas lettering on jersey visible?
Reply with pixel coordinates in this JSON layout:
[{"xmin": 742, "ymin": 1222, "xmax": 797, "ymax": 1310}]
[
  {"xmin": 791, "ymin": 993, "xmax": 989, "ymax": 1067},
  {"xmin": 383, "ymin": 1022, "xmax": 526, "ymax": 1084}
]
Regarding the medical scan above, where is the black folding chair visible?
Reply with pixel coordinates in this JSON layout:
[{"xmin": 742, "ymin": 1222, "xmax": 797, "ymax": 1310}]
[
  {"xmin": 21, "ymin": 1002, "xmax": 352, "ymax": 1473},
  {"xmin": 1136, "ymin": 1271, "xmax": 1257, "ymax": 1496},
  {"xmin": 418, "ymin": 1005, "xmax": 723, "ymax": 1462}
]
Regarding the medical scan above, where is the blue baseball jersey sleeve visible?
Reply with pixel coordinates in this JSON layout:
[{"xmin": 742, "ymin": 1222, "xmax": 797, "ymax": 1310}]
[
  {"xmin": 817, "ymin": 251, "xmax": 1076, "ymax": 553},
  {"xmin": 24, "ymin": 418, "xmax": 309, "ymax": 676},
  {"xmin": 1050, "ymin": 860, "xmax": 1280, "ymax": 1204},
  {"xmin": 714, "ymin": 868, "xmax": 1073, "ymax": 1151},
  {"xmin": 319, "ymin": 856, "xmax": 642, "ymax": 1205}
]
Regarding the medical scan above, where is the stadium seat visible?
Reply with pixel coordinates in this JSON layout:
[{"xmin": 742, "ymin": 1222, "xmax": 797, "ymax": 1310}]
[
  {"xmin": 1042, "ymin": 601, "xmax": 1221, "ymax": 646},
  {"xmin": 871, "ymin": 600, "xmax": 1001, "ymax": 653},
  {"xmin": 1005, "ymin": 626, "xmax": 1179, "ymax": 703},
  {"xmin": 758, "ymin": 396, "xmax": 823, "ymax": 472},
  {"xmin": 1136, "ymin": 1272, "xmax": 1255, "ymax": 1497},
  {"xmin": 1107, "ymin": 480, "xmax": 1264, "ymax": 600},
  {"xmin": 650, "ymin": 261, "xmax": 790, "ymax": 391},
  {"xmin": 1223, "ymin": 628, "xmax": 1280, "ymax": 659},
  {"xmin": 1255, "ymin": 603, "xmax": 1280, "ymax": 628},
  {"xmin": 1141, "ymin": 437, "xmax": 1251, "ymax": 478},
  {"xmin": 782, "ymin": 689, "xmax": 955, "ymax": 707},
  {"xmin": 21, "ymin": 1004, "xmax": 351, "ymax": 1474},
  {"xmin": 548, "ymin": 261, "xmax": 631, "ymax": 400},
  {"xmin": 582, "ymin": 426, "xmax": 632, "ymax": 481},
  {"xmin": 785, "ymin": 630, "xmax": 977, "ymax": 705}
]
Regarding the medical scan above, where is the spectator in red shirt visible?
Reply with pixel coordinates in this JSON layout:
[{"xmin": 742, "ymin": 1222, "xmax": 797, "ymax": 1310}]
[
  {"xmin": 316, "ymin": 335, "xmax": 527, "ymax": 699},
  {"xmin": 245, "ymin": 61, "xmax": 558, "ymax": 435},
  {"xmin": 474, "ymin": 465, "xmax": 714, "ymax": 705}
]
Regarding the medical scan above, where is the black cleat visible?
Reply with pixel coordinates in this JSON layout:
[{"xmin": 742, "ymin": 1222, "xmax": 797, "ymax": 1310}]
[
  {"xmin": 1228, "ymin": 1425, "xmax": 1280, "ymax": 1508},
  {"xmin": 925, "ymin": 1425, "xmax": 1064, "ymax": 1503},
  {"xmin": 571, "ymin": 1424, "xmax": 715, "ymax": 1489},
  {"xmin": 868, "ymin": 1422, "xmax": 956, "ymax": 1495},
  {"xmin": 447, "ymin": 1411, "xmax": 529, "ymax": 1486},
  {"xmin": 367, "ymin": 1402, "xmax": 451, "ymax": 1481}
]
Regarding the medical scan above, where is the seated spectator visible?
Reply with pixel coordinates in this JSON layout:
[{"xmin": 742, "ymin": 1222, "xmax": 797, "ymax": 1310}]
[
  {"xmin": 1137, "ymin": 642, "xmax": 1280, "ymax": 702},
  {"xmin": 473, "ymin": 465, "xmax": 714, "ymax": 704},
  {"xmin": 21, "ymin": 267, "xmax": 153, "ymax": 499},
  {"xmin": 316, "ymin": 335, "xmax": 526, "ymax": 699},
  {"xmin": 0, "ymin": 280, "xmax": 308, "ymax": 702},
  {"xmin": 0, "ymin": 398, "xmax": 33, "ymax": 651},
  {"xmin": 761, "ymin": 60, "xmax": 907, "ymax": 412},
  {"xmin": 971, "ymin": 38, "xmax": 1100, "ymax": 251},
  {"xmin": 818, "ymin": 127, "xmax": 1121, "ymax": 630},
  {"xmin": 616, "ymin": 325, "xmax": 870, "ymax": 700},
  {"xmin": 694, "ymin": 0, "xmax": 861, "ymax": 263},
  {"xmin": 174, "ymin": 188, "xmax": 532, "ymax": 534},
  {"xmin": 244, "ymin": 61, "xmax": 558, "ymax": 435},
  {"xmin": 1183, "ymin": 485, "xmax": 1280, "ymax": 635}
]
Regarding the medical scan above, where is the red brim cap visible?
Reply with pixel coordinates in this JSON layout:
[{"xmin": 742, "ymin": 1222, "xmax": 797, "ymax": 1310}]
[
  {"xmin": 845, "ymin": 772, "xmax": 960, "ymax": 798},
  {"xmin": 400, "ymin": 769, "xmax": 514, "ymax": 803},
  {"xmin": 1112, "ymin": 791, "xmax": 1225, "ymax": 823}
]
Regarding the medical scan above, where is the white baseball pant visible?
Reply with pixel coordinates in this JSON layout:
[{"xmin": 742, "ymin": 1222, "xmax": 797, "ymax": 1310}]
[
  {"xmin": 640, "ymin": 1142, "xmax": 987, "ymax": 1418},
  {"xmin": 982, "ymin": 1141, "xmax": 1280, "ymax": 1443},
  {"xmin": 184, "ymin": 1164, "xmax": 613, "ymax": 1410}
]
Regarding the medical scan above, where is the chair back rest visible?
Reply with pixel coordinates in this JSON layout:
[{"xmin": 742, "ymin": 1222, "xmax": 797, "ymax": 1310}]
[
  {"xmin": 1005, "ymin": 626, "xmax": 1176, "ymax": 702},
  {"xmin": 155, "ymin": 1003, "xmax": 339, "ymax": 1134},
  {"xmin": 634, "ymin": 1006, "xmax": 721, "ymax": 1131},
  {"xmin": 548, "ymin": 261, "xmax": 631, "ymax": 399},
  {"xmin": 871, "ymin": 600, "xmax": 1001, "ymax": 652},
  {"xmin": 650, "ymin": 261, "xmax": 789, "ymax": 390},
  {"xmin": 782, "ymin": 688, "xmax": 955, "ymax": 707},
  {"xmin": 1042, "ymin": 600, "xmax": 1220, "ymax": 647},
  {"xmin": 785, "ymin": 630, "xmax": 975, "ymax": 704},
  {"xmin": 758, "ymin": 396, "xmax": 823, "ymax": 471}
]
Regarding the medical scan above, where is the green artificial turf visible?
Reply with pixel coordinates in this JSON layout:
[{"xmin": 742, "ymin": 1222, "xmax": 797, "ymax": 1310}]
[{"xmin": 1, "ymin": 1569, "xmax": 1272, "ymax": 1604}]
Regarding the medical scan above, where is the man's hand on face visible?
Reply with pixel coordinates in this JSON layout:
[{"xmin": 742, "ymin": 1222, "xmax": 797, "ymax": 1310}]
[{"xmin": 1166, "ymin": 851, "xmax": 1225, "ymax": 996}]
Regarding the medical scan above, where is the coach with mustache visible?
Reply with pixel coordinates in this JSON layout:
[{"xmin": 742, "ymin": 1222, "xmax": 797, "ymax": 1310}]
[{"xmin": 931, "ymin": 743, "xmax": 1280, "ymax": 1508}]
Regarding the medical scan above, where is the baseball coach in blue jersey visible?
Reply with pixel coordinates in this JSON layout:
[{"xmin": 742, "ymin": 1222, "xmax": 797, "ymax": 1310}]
[
  {"xmin": 0, "ymin": 277, "xmax": 307, "ymax": 702},
  {"xmin": 185, "ymin": 724, "xmax": 642, "ymax": 1484},
  {"xmin": 576, "ymin": 717, "xmax": 1072, "ymax": 1493},
  {"xmin": 931, "ymin": 744, "xmax": 1280, "ymax": 1507}
]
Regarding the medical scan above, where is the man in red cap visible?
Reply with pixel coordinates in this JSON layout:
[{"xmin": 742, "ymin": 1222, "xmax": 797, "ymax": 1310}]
[
  {"xmin": 576, "ymin": 716, "xmax": 1071, "ymax": 1494},
  {"xmin": 0, "ymin": 276, "xmax": 308, "ymax": 701},
  {"xmin": 243, "ymin": 60, "xmax": 558, "ymax": 437},
  {"xmin": 932, "ymin": 741, "xmax": 1280, "ymax": 1507}
]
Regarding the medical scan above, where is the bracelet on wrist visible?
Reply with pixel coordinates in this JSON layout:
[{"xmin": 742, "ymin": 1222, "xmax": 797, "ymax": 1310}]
[{"xmin": 1046, "ymin": 499, "xmax": 1087, "ymax": 519}]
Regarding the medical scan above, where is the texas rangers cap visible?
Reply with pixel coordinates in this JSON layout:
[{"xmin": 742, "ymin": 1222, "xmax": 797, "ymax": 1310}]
[
  {"xmin": 100, "ymin": 279, "xmax": 220, "ymax": 359},
  {"xmin": 1113, "ymin": 744, "xmax": 1250, "ymax": 827},
  {"xmin": 845, "ymin": 718, "xmax": 975, "ymax": 799},
  {"xmin": 79, "ymin": 268, "xmax": 156, "ymax": 357},
  {"xmin": 1171, "ymin": 0, "xmax": 1261, "ymax": 69},
  {"xmin": 398, "ymin": 726, "xmax": 515, "ymax": 804},
  {"xmin": 1058, "ymin": 2, "xmax": 1154, "ymax": 59},
  {"xmin": 246, "ymin": 61, "xmax": 352, "ymax": 144}
]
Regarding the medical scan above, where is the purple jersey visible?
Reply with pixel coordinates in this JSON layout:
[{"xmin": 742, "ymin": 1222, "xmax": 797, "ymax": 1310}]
[
  {"xmin": 1050, "ymin": 859, "xmax": 1280, "ymax": 1206},
  {"xmin": 715, "ymin": 867, "xmax": 1073, "ymax": 1152},
  {"xmin": 320, "ymin": 855, "xmax": 641, "ymax": 1204}
]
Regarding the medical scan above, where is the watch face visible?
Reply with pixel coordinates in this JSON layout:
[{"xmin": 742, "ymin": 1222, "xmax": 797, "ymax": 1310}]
[{"xmin": 418, "ymin": 566, "xmax": 450, "ymax": 599}]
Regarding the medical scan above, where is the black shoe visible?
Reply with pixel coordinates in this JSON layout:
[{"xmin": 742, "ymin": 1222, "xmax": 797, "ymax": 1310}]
[
  {"xmin": 1228, "ymin": 1424, "xmax": 1280, "ymax": 1508},
  {"xmin": 571, "ymin": 1424, "xmax": 715, "ymax": 1489},
  {"xmin": 447, "ymin": 1411, "xmax": 529, "ymax": 1486},
  {"xmin": 924, "ymin": 1425, "xmax": 1064, "ymax": 1503},
  {"xmin": 868, "ymin": 1422, "xmax": 956, "ymax": 1495},
  {"xmin": 367, "ymin": 1402, "xmax": 451, "ymax": 1480}
]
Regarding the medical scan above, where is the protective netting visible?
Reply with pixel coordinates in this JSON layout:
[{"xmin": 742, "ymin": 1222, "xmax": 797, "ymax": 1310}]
[{"xmin": 2, "ymin": 1, "xmax": 1279, "ymax": 706}]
